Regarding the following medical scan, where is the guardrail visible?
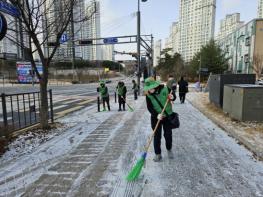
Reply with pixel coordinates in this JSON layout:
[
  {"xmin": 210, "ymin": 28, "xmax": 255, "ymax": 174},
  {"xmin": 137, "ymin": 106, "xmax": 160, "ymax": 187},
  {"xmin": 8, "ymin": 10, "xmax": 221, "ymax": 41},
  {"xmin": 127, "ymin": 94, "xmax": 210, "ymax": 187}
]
[{"xmin": 0, "ymin": 90, "xmax": 54, "ymax": 135}]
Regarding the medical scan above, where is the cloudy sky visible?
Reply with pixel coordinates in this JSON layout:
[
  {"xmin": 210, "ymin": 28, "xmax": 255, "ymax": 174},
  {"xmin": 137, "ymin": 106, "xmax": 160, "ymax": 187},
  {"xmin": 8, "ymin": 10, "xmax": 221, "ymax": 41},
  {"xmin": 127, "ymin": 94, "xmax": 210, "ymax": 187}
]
[{"xmin": 98, "ymin": 0, "xmax": 259, "ymax": 60}]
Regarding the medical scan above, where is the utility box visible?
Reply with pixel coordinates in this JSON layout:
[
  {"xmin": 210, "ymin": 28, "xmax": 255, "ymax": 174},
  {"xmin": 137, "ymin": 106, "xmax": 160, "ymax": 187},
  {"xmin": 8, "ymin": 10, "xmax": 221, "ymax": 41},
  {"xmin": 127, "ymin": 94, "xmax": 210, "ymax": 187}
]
[
  {"xmin": 223, "ymin": 85, "xmax": 263, "ymax": 121},
  {"xmin": 209, "ymin": 74, "xmax": 256, "ymax": 108}
]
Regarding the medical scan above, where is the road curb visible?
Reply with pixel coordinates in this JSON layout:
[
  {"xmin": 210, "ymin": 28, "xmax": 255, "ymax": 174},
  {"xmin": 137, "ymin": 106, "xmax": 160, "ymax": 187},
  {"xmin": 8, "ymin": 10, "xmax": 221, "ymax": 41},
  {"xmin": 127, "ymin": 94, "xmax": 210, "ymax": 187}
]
[{"xmin": 188, "ymin": 99, "xmax": 263, "ymax": 161}]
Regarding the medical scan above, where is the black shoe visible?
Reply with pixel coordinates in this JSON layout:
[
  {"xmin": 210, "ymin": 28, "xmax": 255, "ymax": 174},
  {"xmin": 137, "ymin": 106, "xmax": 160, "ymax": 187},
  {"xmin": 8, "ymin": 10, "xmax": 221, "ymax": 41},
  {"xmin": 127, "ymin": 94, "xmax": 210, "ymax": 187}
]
[{"xmin": 118, "ymin": 109, "xmax": 122, "ymax": 111}]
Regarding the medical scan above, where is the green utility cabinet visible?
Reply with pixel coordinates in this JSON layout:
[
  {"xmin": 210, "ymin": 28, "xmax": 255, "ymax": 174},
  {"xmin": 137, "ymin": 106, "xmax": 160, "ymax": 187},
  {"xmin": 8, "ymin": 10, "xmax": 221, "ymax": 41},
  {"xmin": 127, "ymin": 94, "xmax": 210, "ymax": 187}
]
[{"xmin": 223, "ymin": 85, "xmax": 263, "ymax": 121}]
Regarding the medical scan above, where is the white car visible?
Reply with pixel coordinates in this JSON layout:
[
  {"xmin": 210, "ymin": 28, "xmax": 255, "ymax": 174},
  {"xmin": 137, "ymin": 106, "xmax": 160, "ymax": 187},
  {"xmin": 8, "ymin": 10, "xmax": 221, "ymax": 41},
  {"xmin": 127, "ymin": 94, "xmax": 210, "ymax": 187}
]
[{"xmin": 256, "ymin": 78, "xmax": 263, "ymax": 85}]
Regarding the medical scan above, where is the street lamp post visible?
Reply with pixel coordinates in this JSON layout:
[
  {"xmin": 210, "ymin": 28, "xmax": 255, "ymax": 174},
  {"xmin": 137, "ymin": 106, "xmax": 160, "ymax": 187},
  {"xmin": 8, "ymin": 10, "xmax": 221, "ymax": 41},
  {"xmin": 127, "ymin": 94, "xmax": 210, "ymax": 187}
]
[
  {"xmin": 199, "ymin": 55, "xmax": 202, "ymax": 82},
  {"xmin": 235, "ymin": 34, "xmax": 245, "ymax": 73},
  {"xmin": 71, "ymin": 3, "xmax": 76, "ymax": 82},
  {"xmin": 137, "ymin": 0, "xmax": 147, "ymax": 95}
]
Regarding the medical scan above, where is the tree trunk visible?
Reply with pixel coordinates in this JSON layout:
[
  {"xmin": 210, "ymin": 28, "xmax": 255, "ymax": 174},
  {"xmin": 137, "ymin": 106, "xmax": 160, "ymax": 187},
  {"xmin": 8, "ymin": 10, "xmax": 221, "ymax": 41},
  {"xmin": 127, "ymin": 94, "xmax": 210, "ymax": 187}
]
[{"xmin": 39, "ymin": 60, "xmax": 49, "ymax": 129}]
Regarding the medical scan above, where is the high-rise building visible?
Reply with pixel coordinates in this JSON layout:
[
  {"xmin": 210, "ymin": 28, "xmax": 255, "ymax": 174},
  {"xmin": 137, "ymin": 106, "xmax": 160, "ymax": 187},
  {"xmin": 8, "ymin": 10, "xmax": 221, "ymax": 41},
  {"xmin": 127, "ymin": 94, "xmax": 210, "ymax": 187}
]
[
  {"xmin": 164, "ymin": 22, "xmax": 180, "ymax": 56},
  {"xmin": 0, "ymin": 14, "xmax": 19, "ymax": 56},
  {"xmin": 44, "ymin": 0, "xmax": 101, "ymax": 61},
  {"xmin": 153, "ymin": 39, "xmax": 162, "ymax": 67},
  {"xmin": 217, "ymin": 13, "xmax": 244, "ymax": 41},
  {"xmin": 84, "ymin": 0, "xmax": 101, "ymax": 60},
  {"xmin": 164, "ymin": 37, "xmax": 172, "ymax": 51},
  {"xmin": 258, "ymin": 0, "xmax": 263, "ymax": 18},
  {"xmin": 102, "ymin": 45, "xmax": 114, "ymax": 61},
  {"xmin": 171, "ymin": 22, "xmax": 180, "ymax": 55},
  {"xmin": 0, "ymin": 14, "xmax": 29, "ymax": 60},
  {"xmin": 179, "ymin": 0, "xmax": 216, "ymax": 62}
]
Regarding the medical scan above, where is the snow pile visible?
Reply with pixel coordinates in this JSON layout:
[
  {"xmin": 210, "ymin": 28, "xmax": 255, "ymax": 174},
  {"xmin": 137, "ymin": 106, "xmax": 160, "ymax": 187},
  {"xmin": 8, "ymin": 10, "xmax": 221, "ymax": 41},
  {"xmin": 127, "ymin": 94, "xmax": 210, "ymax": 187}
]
[
  {"xmin": 1, "ymin": 125, "xmax": 68, "ymax": 162},
  {"xmin": 187, "ymin": 92, "xmax": 263, "ymax": 159}
]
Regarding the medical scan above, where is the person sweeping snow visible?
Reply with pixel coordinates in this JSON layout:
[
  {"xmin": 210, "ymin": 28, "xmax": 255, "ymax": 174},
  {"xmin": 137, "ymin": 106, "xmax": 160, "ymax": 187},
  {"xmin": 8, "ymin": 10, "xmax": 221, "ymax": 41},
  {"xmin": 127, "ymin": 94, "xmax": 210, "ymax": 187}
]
[
  {"xmin": 144, "ymin": 77, "xmax": 176, "ymax": 162},
  {"xmin": 116, "ymin": 81, "xmax": 127, "ymax": 111},
  {"xmin": 97, "ymin": 81, "xmax": 110, "ymax": 111},
  {"xmin": 126, "ymin": 77, "xmax": 179, "ymax": 181}
]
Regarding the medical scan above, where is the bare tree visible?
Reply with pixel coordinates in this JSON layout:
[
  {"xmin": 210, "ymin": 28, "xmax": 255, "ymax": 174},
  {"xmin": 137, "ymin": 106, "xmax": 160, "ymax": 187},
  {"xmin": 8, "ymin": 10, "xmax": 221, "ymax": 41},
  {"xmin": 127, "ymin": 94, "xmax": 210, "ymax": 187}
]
[
  {"xmin": 253, "ymin": 53, "xmax": 263, "ymax": 80},
  {"xmin": 5, "ymin": 0, "xmax": 95, "ymax": 128}
]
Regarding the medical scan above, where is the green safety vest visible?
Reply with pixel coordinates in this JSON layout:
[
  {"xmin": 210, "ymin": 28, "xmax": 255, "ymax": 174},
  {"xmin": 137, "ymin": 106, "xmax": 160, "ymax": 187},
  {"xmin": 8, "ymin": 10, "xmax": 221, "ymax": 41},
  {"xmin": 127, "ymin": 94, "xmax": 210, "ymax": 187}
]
[
  {"xmin": 99, "ymin": 86, "xmax": 109, "ymax": 98},
  {"xmin": 117, "ymin": 85, "xmax": 125, "ymax": 96},
  {"xmin": 147, "ymin": 86, "xmax": 173, "ymax": 115}
]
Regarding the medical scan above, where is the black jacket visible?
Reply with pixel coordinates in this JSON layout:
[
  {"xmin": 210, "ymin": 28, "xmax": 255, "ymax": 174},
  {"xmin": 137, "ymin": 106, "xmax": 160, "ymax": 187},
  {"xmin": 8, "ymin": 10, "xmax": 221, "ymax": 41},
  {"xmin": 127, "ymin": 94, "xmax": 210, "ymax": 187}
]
[{"xmin": 178, "ymin": 80, "xmax": 188, "ymax": 93}]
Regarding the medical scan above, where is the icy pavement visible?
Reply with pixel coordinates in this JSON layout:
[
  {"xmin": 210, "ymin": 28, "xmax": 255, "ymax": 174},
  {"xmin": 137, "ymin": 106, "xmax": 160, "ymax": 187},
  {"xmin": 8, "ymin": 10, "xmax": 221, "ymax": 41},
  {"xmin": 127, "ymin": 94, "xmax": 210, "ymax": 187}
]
[
  {"xmin": 0, "ymin": 96, "xmax": 263, "ymax": 196},
  {"xmin": 140, "ymin": 100, "xmax": 263, "ymax": 196}
]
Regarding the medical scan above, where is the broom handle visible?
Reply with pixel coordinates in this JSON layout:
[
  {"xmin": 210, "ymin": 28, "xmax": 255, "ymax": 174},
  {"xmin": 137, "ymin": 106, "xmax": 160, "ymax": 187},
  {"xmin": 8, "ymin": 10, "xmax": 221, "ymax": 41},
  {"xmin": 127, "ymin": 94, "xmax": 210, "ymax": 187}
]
[
  {"xmin": 121, "ymin": 96, "xmax": 132, "ymax": 108},
  {"xmin": 145, "ymin": 90, "xmax": 172, "ymax": 152}
]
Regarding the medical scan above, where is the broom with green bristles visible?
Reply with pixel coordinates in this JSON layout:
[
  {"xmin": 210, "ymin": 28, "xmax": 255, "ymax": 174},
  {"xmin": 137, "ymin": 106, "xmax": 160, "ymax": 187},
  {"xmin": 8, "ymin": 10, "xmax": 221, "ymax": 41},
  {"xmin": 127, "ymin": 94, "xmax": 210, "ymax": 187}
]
[
  {"xmin": 121, "ymin": 96, "xmax": 134, "ymax": 112},
  {"xmin": 126, "ymin": 96, "xmax": 170, "ymax": 181}
]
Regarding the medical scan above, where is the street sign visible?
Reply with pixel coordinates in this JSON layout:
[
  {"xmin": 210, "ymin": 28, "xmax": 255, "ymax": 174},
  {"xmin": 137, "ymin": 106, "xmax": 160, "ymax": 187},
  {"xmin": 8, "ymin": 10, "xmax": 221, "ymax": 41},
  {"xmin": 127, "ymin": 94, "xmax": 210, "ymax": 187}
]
[
  {"xmin": 0, "ymin": 13, "xmax": 7, "ymax": 41},
  {"xmin": 104, "ymin": 68, "xmax": 110, "ymax": 72},
  {"xmin": 60, "ymin": 34, "xmax": 68, "ymax": 44},
  {"xmin": 200, "ymin": 68, "xmax": 209, "ymax": 72},
  {"xmin": 0, "ymin": 1, "xmax": 20, "ymax": 17},
  {"xmin": 103, "ymin": 37, "xmax": 118, "ymax": 44},
  {"xmin": 199, "ymin": 68, "xmax": 209, "ymax": 75}
]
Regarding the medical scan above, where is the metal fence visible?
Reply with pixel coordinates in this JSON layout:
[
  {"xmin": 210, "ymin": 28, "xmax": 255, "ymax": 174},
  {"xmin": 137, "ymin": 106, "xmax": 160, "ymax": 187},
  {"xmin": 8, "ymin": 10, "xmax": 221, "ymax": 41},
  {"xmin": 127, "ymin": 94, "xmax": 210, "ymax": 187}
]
[{"xmin": 0, "ymin": 90, "xmax": 54, "ymax": 135}]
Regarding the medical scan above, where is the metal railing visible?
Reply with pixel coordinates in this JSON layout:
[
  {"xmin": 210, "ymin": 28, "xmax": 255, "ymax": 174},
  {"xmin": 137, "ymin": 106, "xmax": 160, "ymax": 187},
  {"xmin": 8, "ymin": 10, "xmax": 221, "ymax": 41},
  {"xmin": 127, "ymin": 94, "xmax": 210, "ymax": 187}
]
[{"xmin": 0, "ymin": 90, "xmax": 54, "ymax": 135}]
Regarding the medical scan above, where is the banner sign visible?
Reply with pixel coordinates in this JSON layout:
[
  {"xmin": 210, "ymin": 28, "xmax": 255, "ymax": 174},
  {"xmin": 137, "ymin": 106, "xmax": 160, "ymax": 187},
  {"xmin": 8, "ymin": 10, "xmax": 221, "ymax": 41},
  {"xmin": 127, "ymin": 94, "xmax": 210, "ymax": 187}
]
[{"xmin": 16, "ymin": 62, "xmax": 43, "ymax": 83}]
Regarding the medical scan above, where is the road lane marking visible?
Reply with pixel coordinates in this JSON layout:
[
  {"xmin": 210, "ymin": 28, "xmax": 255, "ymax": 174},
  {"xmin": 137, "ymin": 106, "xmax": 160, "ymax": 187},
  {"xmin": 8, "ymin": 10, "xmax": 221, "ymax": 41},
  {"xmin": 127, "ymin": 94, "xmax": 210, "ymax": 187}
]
[
  {"xmin": 77, "ymin": 99, "xmax": 95, "ymax": 105},
  {"xmin": 63, "ymin": 99, "xmax": 82, "ymax": 104},
  {"xmin": 53, "ymin": 105, "xmax": 67, "ymax": 110},
  {"xmin": 56, "ymin": 106, "xmax": 83, "ymax": 116}
]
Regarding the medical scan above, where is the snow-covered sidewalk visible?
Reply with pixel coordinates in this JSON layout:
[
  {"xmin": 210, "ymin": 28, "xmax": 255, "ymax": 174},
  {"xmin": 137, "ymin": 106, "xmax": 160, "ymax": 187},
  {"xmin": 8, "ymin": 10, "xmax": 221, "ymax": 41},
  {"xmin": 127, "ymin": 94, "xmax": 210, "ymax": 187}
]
[
  {"xmin": 0, "ymin": 94, "xmax": 263, "ymax": 196},
  {"xmin": 140, "ymin": 100, "xmax": 263, "ymax": 196}
]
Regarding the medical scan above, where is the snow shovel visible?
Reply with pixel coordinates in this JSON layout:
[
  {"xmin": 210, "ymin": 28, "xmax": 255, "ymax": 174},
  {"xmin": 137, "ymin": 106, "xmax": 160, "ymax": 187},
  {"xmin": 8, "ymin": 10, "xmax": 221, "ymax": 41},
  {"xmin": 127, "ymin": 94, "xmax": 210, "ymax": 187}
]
[
  {"xmin": 126, "ymin": 94, "xmax": 170, "ymax": 181},
  {"xmin": 121, "ymin": 96, "xmax": 134, "ymax": 112}
]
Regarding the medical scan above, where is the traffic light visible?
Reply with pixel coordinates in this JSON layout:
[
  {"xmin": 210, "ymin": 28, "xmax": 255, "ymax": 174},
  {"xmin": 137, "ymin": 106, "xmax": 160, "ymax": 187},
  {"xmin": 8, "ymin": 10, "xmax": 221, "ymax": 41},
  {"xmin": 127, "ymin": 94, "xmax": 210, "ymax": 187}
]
[
  {"xmin": 132, "ymin": 53, "xmax": 138, "ymax": 59},
  {"xmin": 79, "ymin": 40, "xmax": 93, "ymax": 45},
  {"xmin": 47, "ymin": 42, "xmax": 59, "ymax": 47}
]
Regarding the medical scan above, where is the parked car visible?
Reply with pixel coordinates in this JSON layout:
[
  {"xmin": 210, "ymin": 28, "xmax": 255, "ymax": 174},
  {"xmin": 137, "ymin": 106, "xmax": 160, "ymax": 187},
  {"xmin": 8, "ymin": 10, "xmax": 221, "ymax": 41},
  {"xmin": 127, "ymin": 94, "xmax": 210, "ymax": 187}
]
[
  {"xmin": 256, "ymin": 78, "xmax": 263, "ymax": 85},
  {"xmin": 105, "ymin": 79, "xmax": 111, "ymax": 84}
]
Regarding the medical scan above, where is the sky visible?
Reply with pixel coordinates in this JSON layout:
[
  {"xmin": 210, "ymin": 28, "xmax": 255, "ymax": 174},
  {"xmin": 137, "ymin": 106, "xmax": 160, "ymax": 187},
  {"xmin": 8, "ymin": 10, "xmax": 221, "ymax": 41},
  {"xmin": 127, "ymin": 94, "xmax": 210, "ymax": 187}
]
[{"xmin": 98, "ymin": 0, "xmax": 259, "ymax": 60}]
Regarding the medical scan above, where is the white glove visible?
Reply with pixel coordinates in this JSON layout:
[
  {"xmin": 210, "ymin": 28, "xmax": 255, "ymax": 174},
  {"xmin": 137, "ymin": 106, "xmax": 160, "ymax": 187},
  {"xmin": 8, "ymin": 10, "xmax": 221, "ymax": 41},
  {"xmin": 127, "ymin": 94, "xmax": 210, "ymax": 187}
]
[
  {"xmin": 157, "ymin": 114, "xmax": 164, "ymax": 120},
  {"xmin": 168, "ymin": 94, "xmax": 174, "ymax": 100}
]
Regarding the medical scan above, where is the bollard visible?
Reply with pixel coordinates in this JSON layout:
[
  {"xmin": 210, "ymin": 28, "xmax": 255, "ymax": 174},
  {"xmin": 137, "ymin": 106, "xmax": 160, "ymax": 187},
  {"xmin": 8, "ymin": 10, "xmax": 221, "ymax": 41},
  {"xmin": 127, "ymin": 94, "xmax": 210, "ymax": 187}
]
[
  {"xmin": 97, "ymin": 96, "xmax": 100, "ymax": 112},
  {"xmin": 114, "ymin": 92, "xmax": 117, "ymax": 103},
  {"xmin": 49, "ymin": 89, "xmax": 54, "ymax": 123},
  {"xmin": 1, "ymin": 93, "xmax": 8, "ymax": 132}
]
